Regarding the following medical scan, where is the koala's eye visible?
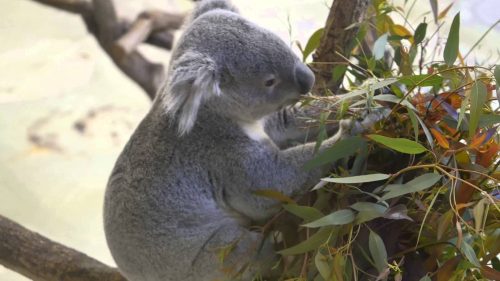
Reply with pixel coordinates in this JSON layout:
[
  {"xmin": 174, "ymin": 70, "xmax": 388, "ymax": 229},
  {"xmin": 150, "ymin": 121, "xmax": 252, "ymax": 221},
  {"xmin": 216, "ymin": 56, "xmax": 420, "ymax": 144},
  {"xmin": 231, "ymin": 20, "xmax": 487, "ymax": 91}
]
[{"xmin": 264, "ymin": 78, "xmax": 276, "ymax": 87}]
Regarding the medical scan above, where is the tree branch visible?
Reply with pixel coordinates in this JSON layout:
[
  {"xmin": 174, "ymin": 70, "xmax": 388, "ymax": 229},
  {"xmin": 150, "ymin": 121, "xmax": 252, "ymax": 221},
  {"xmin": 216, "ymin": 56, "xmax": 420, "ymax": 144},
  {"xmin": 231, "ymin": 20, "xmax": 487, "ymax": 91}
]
[
  {"xmin": 312, "ymin": 0, "xmax": 370, "ymax": 95},
  {"xmin": 29, "ymin": 0, "xmax": 187, "ymax": 99},
  {"xmin": 31, "ymin": 0, "xmax": 93, "ymax": 16},
  {"xmin": 0, "ymin": 215, "xmax": 126, "ymax": 281}
]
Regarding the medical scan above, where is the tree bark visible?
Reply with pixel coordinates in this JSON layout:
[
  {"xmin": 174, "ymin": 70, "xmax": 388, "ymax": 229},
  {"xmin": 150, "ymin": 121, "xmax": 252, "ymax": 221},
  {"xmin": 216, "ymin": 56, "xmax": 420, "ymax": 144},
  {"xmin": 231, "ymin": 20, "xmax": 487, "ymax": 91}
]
[
  {"xmin": 0, "ymin": 215, "xmax": 126, "ymax": 281},
  {"xmin": 312, "ymin": 0, "xmax": 370, "ymax": 95}
]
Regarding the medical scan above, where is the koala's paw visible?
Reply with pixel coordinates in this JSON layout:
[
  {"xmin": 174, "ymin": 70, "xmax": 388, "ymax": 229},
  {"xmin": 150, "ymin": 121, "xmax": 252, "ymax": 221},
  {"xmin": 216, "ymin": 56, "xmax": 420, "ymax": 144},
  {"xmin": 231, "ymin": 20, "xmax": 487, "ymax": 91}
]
[{"xmin": 348, "ymin": 108, "xmax": 391, "ymax": 136}]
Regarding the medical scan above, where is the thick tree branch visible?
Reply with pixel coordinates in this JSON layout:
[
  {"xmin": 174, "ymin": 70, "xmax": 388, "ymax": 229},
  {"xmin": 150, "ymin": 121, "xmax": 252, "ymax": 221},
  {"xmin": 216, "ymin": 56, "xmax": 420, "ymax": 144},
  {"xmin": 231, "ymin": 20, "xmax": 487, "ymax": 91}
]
[
  {"xmin": 0, "ymin": 215, "xmax": 126, "ymax": 281},
  {"xmin": 29, "ymin": 0, "xmax": 187, "ymax": 99},
  {"xmin": 312, "ymin": 0, "xmax": 370, "ymax": 95},
  {"xmin": 31, "ymin": 0, "xmax": 93, "ymax": 16},
  {"xmin": 114, "ymin": 11, "xmax": 185, "ymax": 62}
]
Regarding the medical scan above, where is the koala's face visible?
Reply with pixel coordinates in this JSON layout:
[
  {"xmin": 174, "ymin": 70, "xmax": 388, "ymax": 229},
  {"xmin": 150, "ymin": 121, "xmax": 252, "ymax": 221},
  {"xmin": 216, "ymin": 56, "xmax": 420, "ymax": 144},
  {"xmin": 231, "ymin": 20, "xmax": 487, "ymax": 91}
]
[{"xmin": 179, "ymin": 10, "xmax": 315, "ymax": 121}]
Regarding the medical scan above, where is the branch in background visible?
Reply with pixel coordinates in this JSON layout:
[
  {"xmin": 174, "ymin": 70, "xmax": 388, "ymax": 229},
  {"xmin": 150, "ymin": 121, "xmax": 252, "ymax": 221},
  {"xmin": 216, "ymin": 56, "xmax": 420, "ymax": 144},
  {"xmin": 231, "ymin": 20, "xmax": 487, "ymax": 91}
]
[
  {"xmin": 312, "ymin": 0, "xmax": 370, "ymax": 95},
  {"xmin": 31, "ymin": 0, "xmax": 188, "ymax": 99},
  {"xmin": 0, "ymin": 215, "xmax": 126, "ymax": 281},
  {"xmin": 113, "ymin": 11, "xmax": 185, "ymax": 64}
]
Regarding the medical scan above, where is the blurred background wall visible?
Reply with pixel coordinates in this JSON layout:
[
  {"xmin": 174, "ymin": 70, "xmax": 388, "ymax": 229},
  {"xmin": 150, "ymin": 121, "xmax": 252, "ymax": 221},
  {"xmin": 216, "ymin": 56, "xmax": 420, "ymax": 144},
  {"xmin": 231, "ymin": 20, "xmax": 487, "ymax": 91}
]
[{"xmin": 0, "ymin": 0, "xmax": 498, "ymax": 280}]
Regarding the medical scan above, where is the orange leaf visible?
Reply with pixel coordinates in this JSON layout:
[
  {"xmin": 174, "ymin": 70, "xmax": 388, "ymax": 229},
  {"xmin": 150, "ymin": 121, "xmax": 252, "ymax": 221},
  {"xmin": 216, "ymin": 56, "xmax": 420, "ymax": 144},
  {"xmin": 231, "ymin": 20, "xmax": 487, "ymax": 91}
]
[
  {"xmin": 431, "ymin": 128, "xmax": 450, "ymax": 149},
  {"xmin": 437, "ymin": 256, "xmax": 461, "ymax": 281},
  {"xmin": 455, "ymin": 181, "xmax": 477, "ymax": 214},
  {"xmin": 438, "ymin": 3, "xmax": 454, "ymax": 20},
  {"xmin": 470, "ymin": 132, "xmax": 487, "ymax": 149},
  {"xmin": 439, "ymin": 92, "xmax": 462, "ymax": 109},
  {"xmin": 253, "ymin": 189, "xmax": 295, "ymax": 204},
  {"xmin": 477, "ymin": 142, "xmax": 499, "ymax": 168}
]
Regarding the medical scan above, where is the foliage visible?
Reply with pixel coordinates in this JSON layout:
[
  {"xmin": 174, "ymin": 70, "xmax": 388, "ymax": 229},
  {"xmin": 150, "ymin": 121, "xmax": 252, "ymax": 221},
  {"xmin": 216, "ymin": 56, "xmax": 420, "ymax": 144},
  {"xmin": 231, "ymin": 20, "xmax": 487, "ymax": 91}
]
[{"xmin": 254, "ymin": 1, "xmax": 500, "ymax": 280}]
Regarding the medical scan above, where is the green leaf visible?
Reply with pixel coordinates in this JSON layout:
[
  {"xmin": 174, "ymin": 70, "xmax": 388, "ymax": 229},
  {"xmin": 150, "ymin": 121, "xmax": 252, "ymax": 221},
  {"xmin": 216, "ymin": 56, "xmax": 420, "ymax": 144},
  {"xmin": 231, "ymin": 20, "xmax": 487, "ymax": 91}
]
[
  {"xmin": 381, "ymin": 173, "xmax": 442, "ymax": 200},
  {"xmin": 399, "ymin": 74, "xmax": 443, "ymax": 87},
  {"xmin": 279, "ymin": 227, "xmax": 333, "ymax": 256},
  {"xmin": 373, "ymin": 94, "xmax": 416, "ymax": 110},
  {"xmin": 315, "ymin": 251, "xmax": 332, "ymax": 280},
  {"xmin": 373, "ymin": 33, "xmax": 389, "ymax": 60},
  {"xmin": 407, "ymin": 109, "xmax": 420, "ymax": 140},
  {"xmin": 334, "ymin": 78, "xmax": 398, "ymax": 104},
  {"xmin": 320, "ymin": 174, "xmax": 390, "ymax": 185},
  {"xmin": 302, "ymin": 28, "xmax": 324, "ymax": 62},
  {"xmin": 430, "ymin": 0, "xmax": 438, "ymax": 23},
  {"xmin": 415, "ymin": 113, "xmax": 435, "ymax": 148},
  {"xmin": 443, "ymin": 13, "xmax": 460, "ymax": 66},
  {"xmin": 461, "ymin": 241, "xmax": 480, "ymax": 267},
  {"xmin": 303, "ymin": 209, "xmax": 355, "ymax": 228},
  {"xmin": 368, "ymin": 134, "xmax": 427, "ymax": 154},
  {"xmin": 304, "ymin": 136, "xmax": 366, "ymax": 171},
  {"xmin": 351, "ymin": 202, "xmax": 388, "ymax": 224},
  {"xmin": 414, "ymin": 22, "xmax": 428, "ymax": 45},
  {"xmin": 469, "ymin": 81, "xmax": 488, "ymax": 137},
  {"xmin": 369, "ymin": 230, "xmax": 387, "ymax": 273},
  {"xmin": 332, "ymin": 64, "xmax": 348, "ymax": 83},
  {"xmin": 419, "ymin": 275, "xmax": 431, "ymax": 281},
  {"xmin": 494, "ymin": 65, "xmax": 500, "ymax": 91},
  {"xmin": 478, "ymin": 114, "xmax": 500, "ymax": 128},
  {"xmin": 351, "ymin": 202, "xmax": 388, "ymax": 213},
  {"xmin": 283, "ymin": 204, "xmax": 324, "ymax": 223}
]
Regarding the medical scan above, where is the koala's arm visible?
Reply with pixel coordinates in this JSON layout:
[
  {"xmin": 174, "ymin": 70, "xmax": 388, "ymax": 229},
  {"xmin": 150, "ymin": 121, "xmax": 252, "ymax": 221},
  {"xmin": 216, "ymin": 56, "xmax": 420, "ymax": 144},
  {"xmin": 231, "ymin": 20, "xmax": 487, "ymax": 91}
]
[
  {"xmin": 224, "ymin": 109, "xmax": 389, "ymax": 221},
  {"xmin": 264, "ymin": 101, "xmax": 339, "ymax": 148},
  {"xmin": 222, "ymin": 120, "xmax": 350, "ymax": 221}
]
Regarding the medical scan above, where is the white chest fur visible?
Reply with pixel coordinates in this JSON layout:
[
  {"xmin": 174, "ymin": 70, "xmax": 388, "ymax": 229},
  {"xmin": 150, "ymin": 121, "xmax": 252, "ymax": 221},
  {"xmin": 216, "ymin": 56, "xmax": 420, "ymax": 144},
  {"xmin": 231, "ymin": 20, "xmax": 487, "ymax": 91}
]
[{"xmin": 238, "ymin": 119, "xmax": 270, "ymax": 142}]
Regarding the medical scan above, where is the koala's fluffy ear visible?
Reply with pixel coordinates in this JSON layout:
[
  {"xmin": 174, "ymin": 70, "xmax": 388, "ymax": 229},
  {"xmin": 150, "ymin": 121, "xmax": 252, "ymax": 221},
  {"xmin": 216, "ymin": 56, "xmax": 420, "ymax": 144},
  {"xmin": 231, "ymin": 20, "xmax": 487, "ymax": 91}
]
[
  {"xmin": 162, "ymin": 51, "xmax": 221, "ymax": 136},
  {"xmin": 191, "ymin": 0, "xmax": 239, "ymax": 21}
]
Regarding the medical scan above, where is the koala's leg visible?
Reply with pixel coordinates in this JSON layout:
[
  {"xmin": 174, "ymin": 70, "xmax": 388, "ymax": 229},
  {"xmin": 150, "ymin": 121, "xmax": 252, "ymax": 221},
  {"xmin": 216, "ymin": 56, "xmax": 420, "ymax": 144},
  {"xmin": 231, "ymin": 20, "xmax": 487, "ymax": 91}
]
[{"xmin": 192, "ymin": 223, "xmax": 277, "ymax": 281}]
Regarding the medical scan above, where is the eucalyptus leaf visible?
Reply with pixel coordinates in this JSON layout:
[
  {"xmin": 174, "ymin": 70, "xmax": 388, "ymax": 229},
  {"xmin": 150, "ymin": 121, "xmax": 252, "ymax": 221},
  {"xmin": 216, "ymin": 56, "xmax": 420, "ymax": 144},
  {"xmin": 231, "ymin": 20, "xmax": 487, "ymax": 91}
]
[
  {"xmin": 444, "ymin": 13, "xmax": 460, "ymax": 66},
  {"xmin": 419, "ymin": 275, "xmax": 431, "ymax": 281},
  {"xmin": 399, "ymin": 74, "xmax": 443, "ymax": 87},
  {"xmin": 351, "ymin": 202, "xmax": 388, "ymax": 224},
  {"xmin": 302, "ymin": 28, "xmax": 324, "ymax": 61},
  {"xmin": 321, "ymin": 173, "xmax": 390, "ymax": 185},
  {"xmin": 350, "ymin": 202, "xmax": 388, "ymax": 213},
  {"xmin": 373, "ymin": 94, "xmax": 416, "ymax": 110},
  {"xmin": 381, "ymin": 173, "xmax": 442, "ymax": 200},
  {"xmin": 407, "ymin": 109, "xmax": 420, "ymax": 140},
  {"xmin": 430, "ymin": 0, "xmax": 438, "ymax": 23},
  {"xmin": 461, "ymin": 240, "xmax": 480, "ymax": 267},
  {"xmin": 278, "ymin": 227, "xmax": 333, "ymax": 255},
  {"xmin": 415, "ymin": 113, "xmax": 435, "ymax": 148},
  {"xmin": 369, "ymin": 230, "xmax": 388, "ymax": 273},
  {"xmin": 469, "ymin": 81, "xmax": 488, "ymax": 137},
  {"xmin": 315, "ymin": 251, "xmax": 332, "ymax": 280},
  {"xmin": 283, "ymin": 204, "xmax": 324, "ymax": 223},
  {"xmin": 305, "ymin": 136, "xmax": 366, "ymax": 171},
  {"xmin": 373, "ymin": 33, "xmax": 389, "ymax": 60},
  {"xmin": 368, "ymin": 134, "xmax": 427, "ymax": 154},
  {"xmin": 414, "ymin": 22, "xmax": 428, "ymax": 45},
  {"xmin": 303, "ymin": 209, "xmax": 355, "ymax": 228}
]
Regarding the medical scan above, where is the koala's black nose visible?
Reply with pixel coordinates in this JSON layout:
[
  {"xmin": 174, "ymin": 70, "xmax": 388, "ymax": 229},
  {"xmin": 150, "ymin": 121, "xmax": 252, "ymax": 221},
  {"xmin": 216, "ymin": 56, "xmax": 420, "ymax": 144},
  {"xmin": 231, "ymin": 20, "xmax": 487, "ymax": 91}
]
[{"xmin": 295, "ymin": 63, "xmax": 315, "ymax": 94}]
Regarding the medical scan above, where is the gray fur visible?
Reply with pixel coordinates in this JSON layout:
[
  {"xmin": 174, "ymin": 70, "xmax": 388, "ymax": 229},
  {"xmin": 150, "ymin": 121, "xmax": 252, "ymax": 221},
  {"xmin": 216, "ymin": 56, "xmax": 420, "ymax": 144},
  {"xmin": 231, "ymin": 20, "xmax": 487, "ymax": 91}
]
[{"xmin": 104, "ymin": 1, "xmax": 377, "ymax": 280}]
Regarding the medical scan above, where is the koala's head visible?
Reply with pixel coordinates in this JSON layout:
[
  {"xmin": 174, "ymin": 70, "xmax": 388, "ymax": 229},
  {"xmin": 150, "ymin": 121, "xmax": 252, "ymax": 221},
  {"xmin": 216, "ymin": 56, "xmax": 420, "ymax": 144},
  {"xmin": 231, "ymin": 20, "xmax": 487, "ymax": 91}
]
[{"xmin": 160, "ymin": 0, "xmax": 315, "ymax": 135}]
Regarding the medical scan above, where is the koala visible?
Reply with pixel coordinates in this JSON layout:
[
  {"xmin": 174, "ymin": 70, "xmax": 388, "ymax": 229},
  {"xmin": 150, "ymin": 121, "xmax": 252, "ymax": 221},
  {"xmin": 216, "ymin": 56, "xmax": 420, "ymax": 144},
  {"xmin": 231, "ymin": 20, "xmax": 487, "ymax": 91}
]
[{"xmin": 104, "ymin": 1, "xmax": 377, "ymax": 280}]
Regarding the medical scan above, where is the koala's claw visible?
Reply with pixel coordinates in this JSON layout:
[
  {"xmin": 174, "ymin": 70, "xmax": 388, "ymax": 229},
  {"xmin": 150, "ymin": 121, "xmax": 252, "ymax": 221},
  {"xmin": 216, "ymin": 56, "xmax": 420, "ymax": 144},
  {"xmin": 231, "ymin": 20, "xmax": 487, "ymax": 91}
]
[{"xmin": 346, "ymin": 108, "xmax": 391, "ymax": 136}]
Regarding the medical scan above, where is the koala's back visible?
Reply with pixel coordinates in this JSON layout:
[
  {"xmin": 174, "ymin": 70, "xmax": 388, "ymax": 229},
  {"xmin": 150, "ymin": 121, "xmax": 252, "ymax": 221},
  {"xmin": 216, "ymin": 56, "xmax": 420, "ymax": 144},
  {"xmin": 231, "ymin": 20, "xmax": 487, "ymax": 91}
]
[{"xmin": 104, "ymin": 109, "xmax": 255, "ymax": 280}]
